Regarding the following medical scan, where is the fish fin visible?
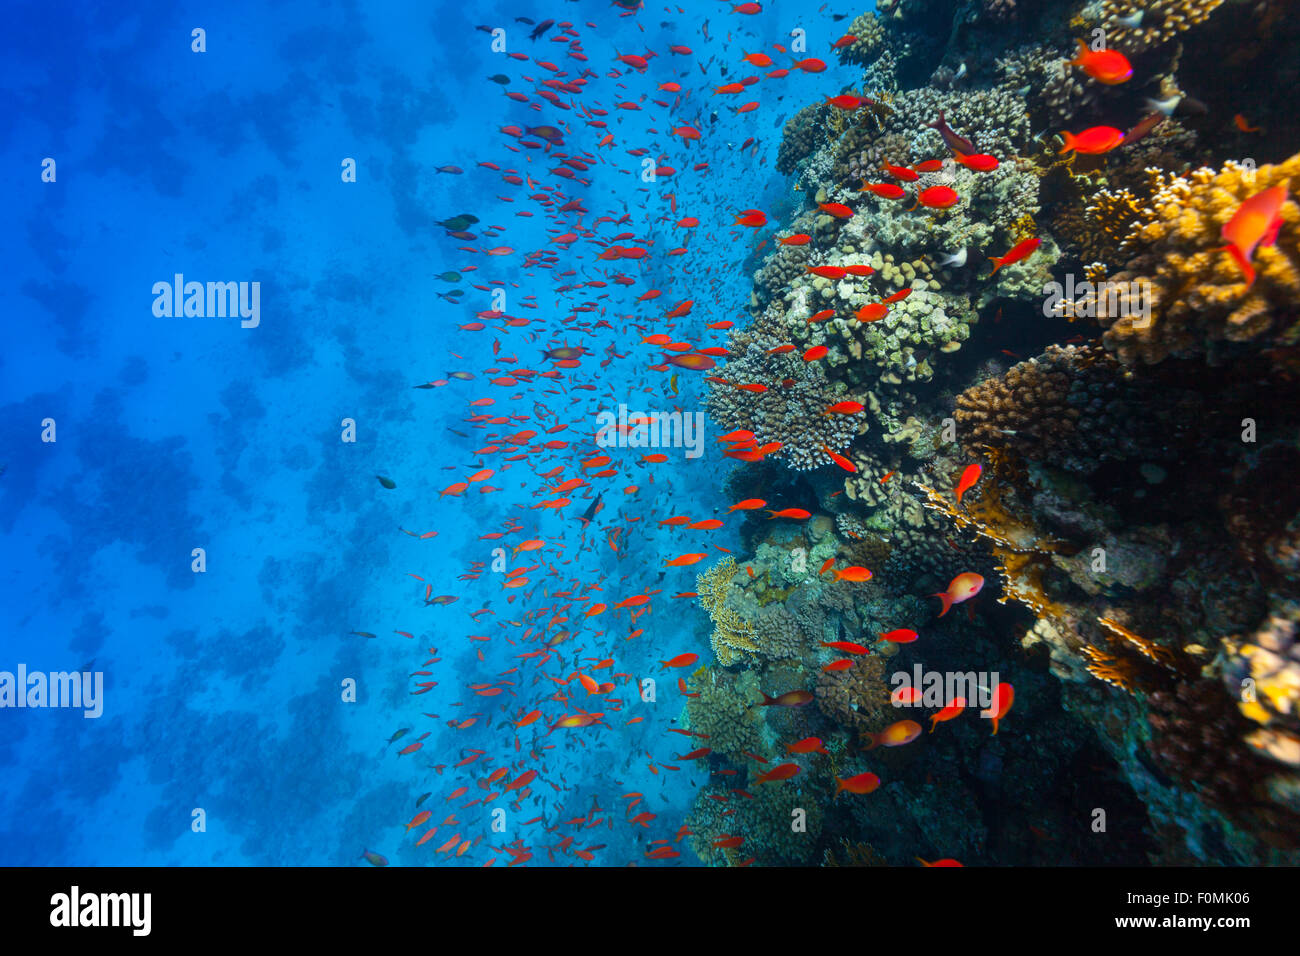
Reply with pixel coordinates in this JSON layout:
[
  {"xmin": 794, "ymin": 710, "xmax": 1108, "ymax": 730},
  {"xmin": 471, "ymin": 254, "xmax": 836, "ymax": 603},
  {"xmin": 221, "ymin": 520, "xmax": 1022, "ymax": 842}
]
[
  {"xmin": 1221, "ymin": 243, "xmax": 1256, "ymax": 286},
  {"xmin": 864, "ymin": 734, "xmax": 880, "ymax": 751},
  {"xmin": 1058, "ymin": 130, "xmax": 1076, "ymax": 154},
  {"xmin": 932, "ymin": 591, "xmax": 953, "ymax": 617}
]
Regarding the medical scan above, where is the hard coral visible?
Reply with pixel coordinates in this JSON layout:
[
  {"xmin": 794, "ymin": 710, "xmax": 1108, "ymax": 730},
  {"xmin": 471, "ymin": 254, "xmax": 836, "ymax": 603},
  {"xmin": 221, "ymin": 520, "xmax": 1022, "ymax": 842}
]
[{"xmin": 1090, "ymin": 156, "xmax": 1300, "ymax": 365}]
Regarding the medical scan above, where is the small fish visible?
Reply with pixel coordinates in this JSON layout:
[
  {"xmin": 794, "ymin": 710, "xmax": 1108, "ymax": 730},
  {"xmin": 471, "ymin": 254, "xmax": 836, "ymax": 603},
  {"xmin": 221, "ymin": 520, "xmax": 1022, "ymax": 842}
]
[
  {"xmin": 1066, "ymin": 38, "xmax": 1132, "ymax": 85},
  {"xmin": 865, "ymin": 719, "xmax": 922, "ymax": 750},
  {"xmin": 1221, "ymin": 183, "xmax": 1289, "ymax": 287},
  {"xmin": 927, "ymin": 110, "xmax": 977, "ymax": 155},
  {"xmin": 376, "ymin": 475, "xmax": 396, "ymax": 489},
  {"xmin": 933, "ymin": 572, "xmax": 984, "ymax": 617},
  {"xmin": 1059, "ymin": 126, "xmax": 1125, "ymax": 155},
  {"xmin": 360, "ymin": 848, "xmax": 388, "ymax": 867},
  {"xmin": 834, "ymin": 772, "xmax": 880, "ymax": 795},
  {"xmin": 954, "ymin": 463, "xmax": 983, "ymax": 504}
]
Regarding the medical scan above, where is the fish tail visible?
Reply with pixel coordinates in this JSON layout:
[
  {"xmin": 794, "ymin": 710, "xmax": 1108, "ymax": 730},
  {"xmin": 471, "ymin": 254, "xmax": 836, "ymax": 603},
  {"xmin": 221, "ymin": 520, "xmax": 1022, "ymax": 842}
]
[
  {"xmin": 1058, "ymin": 130, "xmax": 1076, "ymax": 154},
  {"xmin": 1221, "ymin": 243, "xmax": 1256, "ymax": 287},
  {"xmin": 932, "ymin": 591, "xmax": 953, "ymax": 617},
  {"xmin": 991, "ymin": 716, "xmax": 1000, "ymax": 736},
  {"xmin": 833, "ymin": 777, "xmax": 844, "ymax": 796},
  {"xmin": 864, "ymin": 734, "xmax": 880, "ymax": 751},
  {"xmin": 988, "ymin": 254, "xmax": 1005, "ymax": 275}
]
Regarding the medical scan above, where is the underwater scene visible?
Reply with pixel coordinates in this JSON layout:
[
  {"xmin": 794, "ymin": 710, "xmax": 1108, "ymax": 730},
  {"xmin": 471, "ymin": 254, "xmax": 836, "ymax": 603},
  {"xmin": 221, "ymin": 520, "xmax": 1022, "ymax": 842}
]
[{"xmin": 3, "ymin": 0, "xmax": 1300, "ymax": 872}]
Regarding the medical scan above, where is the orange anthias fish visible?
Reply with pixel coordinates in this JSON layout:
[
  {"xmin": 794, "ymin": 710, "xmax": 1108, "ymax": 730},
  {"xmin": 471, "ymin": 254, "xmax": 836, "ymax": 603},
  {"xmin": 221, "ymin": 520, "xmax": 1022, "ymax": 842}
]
[
  {"xmin": 988, "ymin": 237, "xmax": 1041, "ymax": 275},
  {"xmin": 659, "ymin": 653, "xmax": 699, "ymax": 669},
  {"xmin": 879, "ymin": 629, "xmax": 917, "ymax": 643},
  {"xmin": 1059, "ymin": 126, "xmax": 1124, "ymax": 155},
  {"xmin": 865, "ymin": 719, "xmax": 922, "ymax": 750},
  {"xmin": 1220, "ymin": 183, "xmax": 1289, "ymax": 287},
  {"xmin": 753, "ymin": 762, "xmax": 802, "ymax": 784},
  {"xmin": 913, "ymin": 185, "xmax": 959, "ymax": 210},
  {"xmin": 1067, "ymin": 38, "xmax": 1132, "ymax": 85},
  {"xmin": 930, "ymin": 697, "xmax": 967, "ymax": 732},
  {"xmin": 818, "ymin": 202, "xmax": 854, "ymax": 218},
  {"xmin": 834, "ymin": 771, "xmax": 881, "ymax": 795},
  {"xmin": 916, "ymin": 857, "xmax": 964, "ymax": 867},
  {"xmin": 954, "ymin": 463, "xmax": 983, "ymax": 504},
  {"xmin": 786, "ymin": 736, "xmax": 830, "ymax": 755},
  {"xmin": 832, "ymin": 565, "xmax": 872, "ymax": 583},
  {"xmin": 933, "ymin": 572, "xmax": 984, "ymax": 617},
  {"xmin": 989, "ymin": 682, "xmax": 1015, "ymax": 735}
]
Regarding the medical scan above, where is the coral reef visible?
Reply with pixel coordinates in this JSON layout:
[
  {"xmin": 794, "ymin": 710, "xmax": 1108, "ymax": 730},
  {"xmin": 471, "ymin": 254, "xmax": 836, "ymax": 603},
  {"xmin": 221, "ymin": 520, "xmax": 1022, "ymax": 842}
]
[{"xmin": 1088, "ymin": 156, "xmax": 1300, "ymax": 365}]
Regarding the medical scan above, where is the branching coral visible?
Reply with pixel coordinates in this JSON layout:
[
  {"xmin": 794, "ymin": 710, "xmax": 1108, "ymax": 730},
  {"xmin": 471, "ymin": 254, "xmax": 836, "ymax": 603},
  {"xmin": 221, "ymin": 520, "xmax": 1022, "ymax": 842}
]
[
  {"xmin": 1086, "ymin": 156, "xmax": 1300, "ymax": 365},
  {"xmin": 697, "ymin": 557, "xmax": 760, "ymax": 666},
  {"xmin": 1102, "ymin": 0, "xmax": 1226, "ymax": 54}
]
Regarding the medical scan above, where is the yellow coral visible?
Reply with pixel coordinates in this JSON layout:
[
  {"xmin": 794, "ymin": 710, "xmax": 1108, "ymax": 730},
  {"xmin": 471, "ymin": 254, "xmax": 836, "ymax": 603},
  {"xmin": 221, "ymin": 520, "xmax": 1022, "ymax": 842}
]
[
  {"xmin": 1102, "ymin": 0, "xmax": 1226, "ymax": 53},
  {"xmin": 1087, "ymin": 155, "xmax": 1300, "ymax": 364},
  {"xmin": 696, "ymin": 556, "xmax": 759, "ymax": 665}
]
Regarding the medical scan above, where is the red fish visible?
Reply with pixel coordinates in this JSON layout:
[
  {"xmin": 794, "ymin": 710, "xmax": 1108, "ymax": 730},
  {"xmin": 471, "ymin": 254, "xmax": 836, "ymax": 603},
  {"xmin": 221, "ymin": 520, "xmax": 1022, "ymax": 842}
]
[
  {"xmin": 988, "ymin": 237, "xmax": 1041, "ymax": 274},
  {"xmin": 879, "ymin": 629, "xmax": 917, "ymax": 643},
  {"xmin": 930, "ymin": 697, "xmax": 967, "ymax": 732},
  {"xmin": 818, "ymin": 202, "xmax": 854, "ymax": 218},
  {"xmin": 989, "ymin": 682, "xmax": 1014, "ymax": 735},
  {"xmin": 1059, "ymin": 126, "xmax": 1124, "ymax": 155},
  {"xmin": 1068, "ymin": 38, "xmax": 1132, "ymax": 85},
  {"xmin": 914, "ymin": 186, "xmax": 959, "ymax": 209},
  {"xmin": 954, "ymin": 463, "xmax": 983, "ymax": 504},
  {"xmin": 753, "ymin": 763, "xmax": 802, "ymax": 784},
  {"xmin": 860, "ymin": 182, "xmax": 906, "ymax": 200},
  {"xmin": 1220, "ymin": 183, "xmax": 1289, "ymax": 287},
  {"xmin": 834, "ymin": 772, "xmax": 880, "ymax": 795}
]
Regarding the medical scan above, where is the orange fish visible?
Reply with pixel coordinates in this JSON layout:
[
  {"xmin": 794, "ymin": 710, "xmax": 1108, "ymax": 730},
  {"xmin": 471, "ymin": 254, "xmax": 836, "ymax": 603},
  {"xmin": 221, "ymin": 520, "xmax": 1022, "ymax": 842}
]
[
  {"xmin": 865, "ymin": 719, "xmax": 922, "ymax": 750},
  {"xmin": 860, "ymin": 182, "xmax": 907, "ymax": 199},
  {"xmin": 933, "ymin": 572, "xmax": 984, "ymax": 617},
  {"xmin": 954, "ymin": 463, "xmax": 983, "ymax": 504},
  {"xmin": 786, "ymin": 736, "xmax": 830, "ymax": 755},
  {"xmin": 728, "ymin": 498, "xmax": 767, "ymax": 512},
  {"xmin": 832, "ymin": 566, "xmax": 872, "ymax": 583},
  {"xmin": 1067, "ymin": 38, "xmax": 1132, "ymax": 85},
  {"xmin": 855, "ymin": 303, "xmax": 888, "ymax": 322},
  {"xmin": 821, "ymin": 445, "xmax": 857, "ymax": 473},
  {"xmin": 879, "ymin": 629, "xmax": 917, "ymax": 643},
  {"xmin": 659, "ymin": 653, "xmax": 699, "ymax": 669},
  {"xmin": 1220, "ymin": 183, "xmax": 1289, "ymax": 287},
  {"xmin": 1234, "ymin": 113, "xmax": 1261, "ymax": 133},
  {"xmin": 989, "ymin": 682, "xmax": 1014, "ymax": 735},
  {"xmin": 664, "ymin": 553, "xmax": 708, "ymax": 567},
  {"xmin": 818, "ymin": 202, "xmax": 854, "ymax": 218},
  {"xmin": 753, "ymin": 763, "xmax": 802, "ymax": 784},
  {"xmin": 780, "ymin": 233, "xmax": 811, "ymax": 245},
  {"xmin": 988, "ymin": 237, "xmax": 1041, "ymax": 275},
  {"xmin": 834, "ymin": 772, "xmax": 880, "ymax": 795},
  {"xmin": 930, "ymin": 697, "xmax": 967, "ymax": 732},
  {"xmin": 1059, "ymin": 126, "xmax": 1124, "ymax": 155}
]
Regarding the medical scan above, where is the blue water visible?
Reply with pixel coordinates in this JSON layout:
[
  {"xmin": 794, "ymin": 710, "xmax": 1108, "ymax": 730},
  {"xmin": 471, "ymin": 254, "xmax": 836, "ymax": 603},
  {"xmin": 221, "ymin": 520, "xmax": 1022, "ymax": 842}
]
[{"xmin": 0, "ymin": 0, "xmax": 867, "ymax": 865}]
